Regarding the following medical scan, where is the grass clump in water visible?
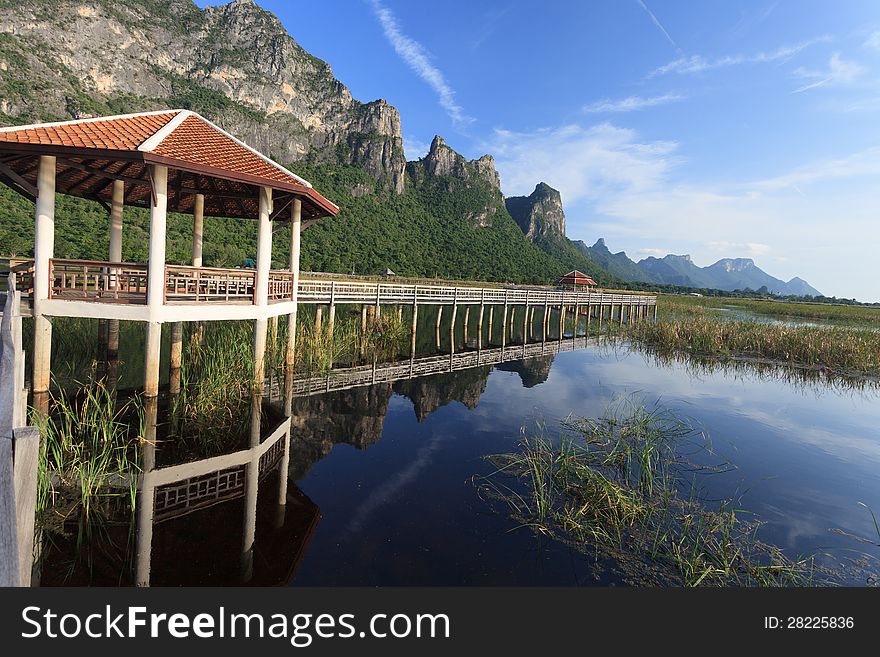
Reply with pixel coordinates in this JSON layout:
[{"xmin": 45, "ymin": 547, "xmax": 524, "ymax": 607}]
[{"xmin": 484, "ymin": 398, "xmax": 820, "ymax": 586}]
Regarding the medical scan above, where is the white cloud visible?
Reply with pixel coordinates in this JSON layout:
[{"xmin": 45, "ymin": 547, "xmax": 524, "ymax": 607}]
[
  {"xmin": 487, "ymin": 119, "xmax": 879, "ymax": 300},
  {"xmin": 486, "ymin": 122, "xmax": 680, "ymax": 203},
  {"xmin": 864, "ymin": 31, "xmax": 880, "ymax": 50},
  {"xmin": 752, "ymin": 146, "xmax": 880, "ymax": 189},
  {"xmin": 650, "ymin": 36, "xmax": 830, "ymax": 76},
  {"xmin": 403, "ymin": 135, "xmax": 430, "ymax": 160},
  {"xmin": 583, "ymin": 93, "xmax": 685, "ymax": 113},
  {"xmin": 791, "ymin": 52, "xmax": 863, "ymax": 93},
  {"xmin": 368, "ymin": 0, "xmax": 472, "ymax": 124},
  {"xmin": 635, "ymin": 247, "xmax": 669, "ymax": 257},
  {"xmin": 707, "ymin": 241, "xmax": 771, "ymax": 257}
]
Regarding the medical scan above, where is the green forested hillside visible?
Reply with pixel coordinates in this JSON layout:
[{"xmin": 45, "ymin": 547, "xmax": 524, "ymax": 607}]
[{"xmin": 0, "ymin": 161, "xmax": 615, "ymax": 285}]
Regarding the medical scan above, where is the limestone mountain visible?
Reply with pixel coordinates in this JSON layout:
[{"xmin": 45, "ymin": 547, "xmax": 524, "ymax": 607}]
[
  {"xmin": 0, "ymin": 0, "xmax": 613, "ymax": 285},
  {"xmin": 504, "ymin": 182, "xmax": 607, "ymax": 282},
  {"xmin": 505, "ymin": 182, "xmax": 565, "ymax": 240},
  {"xmin": 579, "ymin": 238, "xmax": 821, "ymax": 296},
  {"xmin": 574, "ymin": 238, "xmax": 651, "ymax": 283},
  {"xmin": 0, "ymin": 0, "xmax": 406, "ymax": 193}
]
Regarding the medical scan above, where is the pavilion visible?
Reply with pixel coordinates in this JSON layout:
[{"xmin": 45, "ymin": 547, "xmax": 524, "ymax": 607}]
[
  {"xmin": 0, "ymin": 109, "xmax": 339, "ymax": 397},
  {"xmin": 557, "ymin": 270, "xmax": 597, "ymax": 290}
]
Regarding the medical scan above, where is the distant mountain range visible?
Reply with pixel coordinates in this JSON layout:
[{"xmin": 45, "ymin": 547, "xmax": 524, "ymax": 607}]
[{"xmin": 573, "ymin": 239, "xmax": 821, "ymax": 296}]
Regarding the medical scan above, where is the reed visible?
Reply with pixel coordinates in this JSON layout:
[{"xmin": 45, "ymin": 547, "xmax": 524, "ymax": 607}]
[
  {"xmin": 484, "ymin": 398, "xmax": 820, "ymax": 586},
  {"xmin": 34, "ymin": 381, "xmax": 144, "ymax": 531},
  {"xmin": 625, "ymin": 313, "xmax": 880, "ymax": 377},
  {"xmin": 661, "ymin": 294, "xmax": 880, "ymax": 325}
]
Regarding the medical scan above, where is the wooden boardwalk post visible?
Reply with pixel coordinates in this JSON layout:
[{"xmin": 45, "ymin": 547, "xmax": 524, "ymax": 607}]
[
  {"xmin": 463, "ymin": 306, "xmax": 470, "ymax": 344},
  {"xmin": 449, "ymin": 288, "xmax": 458, "ymax": 355},
  {"xmin": 410, "ymin": 287, "xmax": 418, "ymax": 358},
  {"xmin": 488, "ymin": 305, "xmax": 494, "ymax": 346},
  {"xmin": 478, "ymin": 290, "xmax": 485, "ymax": 350},
  {"xmin": 502, "ymin": 290, "xmax": 509, "ymax": 349},
  {"xmin": 1, "ymin": 272, "xmax": 39, "ymax": 587},
  {"xmin": 328, "ymin": 281, "xmax": 337, "ymax": 335},
  {"xmin": 522, "ymin": 291, "xmax": 529, "ymax": 345}
]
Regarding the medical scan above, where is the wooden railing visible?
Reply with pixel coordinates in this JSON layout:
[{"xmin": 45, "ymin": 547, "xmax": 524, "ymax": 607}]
[
  {"xmin": 50, "ymin": 259, "xmax": 148, "ymax": 302},
  {"xmin": 17, "ymin": 259, "xmax": 657, "ymax": 309},
  {"xmin": 0, "ymin": 258, "xmax": 33, "ymax": 297},
  {"xmin": 296, "ymin": 279, "xmax": 656, "ymax": 307},
  {"xmin": 164, "ymin": 265, "xmax": 256, "ymax": 303},
  {"xmin": 268, "ymin": 270, "xmax": 295, "ymax": 302}
]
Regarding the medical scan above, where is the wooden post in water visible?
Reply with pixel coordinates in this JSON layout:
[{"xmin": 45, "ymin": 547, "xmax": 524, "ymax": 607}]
[
  {"xmin": 315, "ymin": 305, "xmax": 323, "ymax": 333},
  {"xmin": 449, "ymin": 289, "xmax": 458, "ymax": 355},
  {"xmin": 478, "ymin": 290, "xmax": 485, "ymax": 350},
  {"xmin": 375, "ymin": 283, "xmax": 382, "ymax": 318},
  {"xmin": 558, "ymin": 294, "xmax": 565, "ymax": 340},
  {"xmin": 502, "ymin": 291, "xmax": 509, "ymax": 349},
  {"xmin": 169, "ymin": 321, "xmax": 183, "ymax": 395},
  {"xmin": 328, "ymin": 281, "xmax": 337, "ymax": 335},
  {"xmin": 463, "ymin": 306, "xmax": 470, "ymax": 344},
  {"xmin": 410, "ymin": 287, "xmax": 418, "ymax": 359},
  {"xmin": 435, "ymin": 305, "xmax": 443, "ymax": 350},
  {"xmin": 522, "ymin": 291, "xmax": 529, "ymax": 345},
  {"xmin": 586, "ymin": 300, "xmax": 592, "ymax": 336},
  {"xmin": 488, "ymin": 305, "xmax": 494, "ymax": 346}
]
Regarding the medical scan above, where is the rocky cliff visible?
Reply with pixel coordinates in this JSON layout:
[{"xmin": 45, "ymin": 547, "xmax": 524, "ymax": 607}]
[
  {"xmin": 0, "ymin": 0, "xmax": 406, "ymax": 192},
  {"xmin": 504, "ymin": 182, "xmax": 566, "ymax": 240}
]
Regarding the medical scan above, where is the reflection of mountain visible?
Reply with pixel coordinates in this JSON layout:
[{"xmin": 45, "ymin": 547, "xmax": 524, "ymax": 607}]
[
  {"xmin": 394, "ymin": 366, "xmax": 491, "ymax": 421},
  {"xmin": 495, "ymin": 355, "xmax": 555, "ymax": 388},
  {"xmin": 288, "ymin": 384, "xmax": 393, "ymax": 479}
]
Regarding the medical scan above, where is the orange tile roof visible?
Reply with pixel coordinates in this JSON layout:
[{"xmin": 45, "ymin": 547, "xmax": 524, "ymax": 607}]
[
  {"xmin": 0, "ymin": 111, "xmax": 178, "ymax": 150},
  {"xmin": 151, "ymin": 114, "xmax": 294, "ymax": 186},
  {"xmin": 0, "ymin": 110, "xmax": 337, "ymax": 215}
]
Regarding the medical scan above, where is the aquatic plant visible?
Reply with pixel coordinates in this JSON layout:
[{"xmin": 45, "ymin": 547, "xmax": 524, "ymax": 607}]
[
  {"xmin": 625, "ymin": 314, "xmax": 880, "ymax": 377},
  {"xmin": 483, "ymin": 398, "xmax": 821, "ymax": 587}
]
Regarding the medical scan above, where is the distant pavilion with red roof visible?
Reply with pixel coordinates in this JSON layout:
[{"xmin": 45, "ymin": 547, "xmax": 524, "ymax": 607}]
[
  {"xmin": 0, "ymin": 109, "xmax": 339, "ymax": 397},
  {"xmin": 557, "ymin": 270, "xmax": 597, "ymax": 290}
]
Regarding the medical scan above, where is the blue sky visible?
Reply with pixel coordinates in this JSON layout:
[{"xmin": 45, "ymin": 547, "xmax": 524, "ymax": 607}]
[{"xmin": 199, "ymin": 1, "xmax": 880, "ymax": 300}]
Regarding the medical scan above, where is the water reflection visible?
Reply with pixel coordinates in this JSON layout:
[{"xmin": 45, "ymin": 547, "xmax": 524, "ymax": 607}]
[{"xmin": 37, "ymin": 325, "xmax": 880, "ymax": 586}]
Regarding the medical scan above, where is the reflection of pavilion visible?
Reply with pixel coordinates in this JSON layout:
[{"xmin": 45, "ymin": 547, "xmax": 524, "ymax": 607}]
[{"xmin": 134, "ymin": 383, "xmax": 319, "ymax": 587}]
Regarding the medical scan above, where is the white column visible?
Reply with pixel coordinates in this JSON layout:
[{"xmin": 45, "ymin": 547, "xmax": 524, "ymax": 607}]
[
  {"xmin": 255, "ymin": 186, "xmax": 273, "ymax": 307},
  {"xmin": 32, "ymin": 155, "xmax": 56, "ymax": 394},
  {"xmin": 146, "ymin": 165, "xmax": 168, "ymax": 311},
  {"xmin": 192, "ymin": 193, "xmax": 204, "ymax": 268},
  {"xmin": 144, "ymin": 321, "xmax": 162, "ymax": 398},
  {"xmin": 109, "ymin": 180, "xmax": 124, "ymax": 263},
  {"xmin": 285, "ymin": 199, "xmax": 302, "ymax": 368}
]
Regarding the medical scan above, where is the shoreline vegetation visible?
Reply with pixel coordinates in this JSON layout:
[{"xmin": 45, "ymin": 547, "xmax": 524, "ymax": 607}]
[
  {"xmin": 483, "ymin": 398, "xmax": 827, "ymax": 587},
  {"xmin": 621, "ymin": 295, "xmax": 880, "ymax": 379}
]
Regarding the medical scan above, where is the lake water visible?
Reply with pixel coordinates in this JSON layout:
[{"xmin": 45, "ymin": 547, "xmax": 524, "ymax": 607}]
[{"xmin": 39, "ymin": 328, "xmax": 880, "ymax": 586}]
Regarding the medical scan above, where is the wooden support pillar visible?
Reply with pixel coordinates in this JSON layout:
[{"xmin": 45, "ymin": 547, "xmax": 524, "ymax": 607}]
[
  {"xmin": 653, "ymin": 303, "xmax": 658, "ymax": 321},
  {"xmin": 435, "ymin": 305, "xmax": 443, "ymax": 350},
  {"xmin": 286, "ymin": 198, "xmax": 302, "ymax": 368},
  {"xmin": 586, "ymin": 301, "xmax": 592, "ymax": 335},
  {"xmin": 144, "ymin": 321, "xmax": 162, "ymax": 398},
  {"xmin": 410, "ymin": 288, "xmax": 419, "ymax": 358},
  {"xmin": 328, "ymin": 281, "xmax": 336, "ymax": 335},
  {"xmin": 169, "ymin": 321, "xmax": 183, "ymax": 395},
  {"xmin": 478, "ymin": 292, "xmax": 485, "ymax": 350},
  {"xmin": 502, "ymin": 292, "xmax": 509, "ymax": 349},
  {"xmin": 32, "ymin": 155, "xmax": 56, "ymax": 394},
  {"xmin": 253, "ymin": 318, "xmax": 268, "ymax": 388},
  {"xmin": 522, "ymin": 292, "xmax": 529, "ymax": 345},
  {"xmin": 375, "ymin": 284, "xmax": 381, "ymax": 318},
  {"xmin": 397, "ymin": 304, "xmax": 403, "ymax": 322},
  {"xmin": 315, "ymin": 306, "xmax": 323, "ymax": 333},
  {"xmin": 146, "ymin": 164, "xmax": 168, "ymax": 312},
  {"xmin": 255, "ymin": 186, "xmax": 272, "ymax": 308},
  {"xmin": 488, "ymin": 305, "xmax": 494, "ymax": 346},
  {"xmin": 135, "ymin": 398, "xmax": 158, "ymax": 587},
  {"xmin": 241, "ymin": 393, "xmax": 261, "ymax": 583},
  {"xmin": 449, "ymin": 289, "xmax": 458, "ymax": 355},
  {"xmin": 574, "ymin": 304, "xmax": 581, "ymax": 337},
  {"xmin": 558, "ymin": 295, "xmax": 565, "ymax": 340},
  {"xmin": 463, "ymin": 306, "xmax": 470, "ymax": 344}
]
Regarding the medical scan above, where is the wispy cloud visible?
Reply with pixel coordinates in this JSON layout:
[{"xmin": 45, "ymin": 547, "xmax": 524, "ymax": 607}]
[
  {"xmin": 864, "ymin": 30, "xmax": 880, "ymax": 50},
  {"xmin": 403, "ymin": 134, "xmax": 431, "ymax": 160},
  {"xmin": 752, "ymin": 146, "xmax": 880, "ymax": 189},
  {"xmin": 368, "ymin": 0, "xmax": 472, "ymax": 124},
  {"xmin": 635, "ymin": 0, "xmax": 682, "ymax": 54},
  {"xmin": 583, "ymin": 93, "xmax": 685, "ymax": 113},
  {"xmin": 707, "ymin": 241, "xmax": 771, "ymax": 257},
  {"xmin": 650, "ymin": 36, "xmax": 830, "ymax": 76},
  {"xmin": 487, "ymin": 122, "xmax": 680, "ymax": 203},
  {"xmin": 791, "ymin": 52, "xmax": 863, "ymax": 93}
]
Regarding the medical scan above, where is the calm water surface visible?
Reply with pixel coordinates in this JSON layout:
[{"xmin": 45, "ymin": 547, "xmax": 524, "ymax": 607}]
[{"xmin": 287, "ymin": 345, "xmax": 880, "ymax": 585}]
